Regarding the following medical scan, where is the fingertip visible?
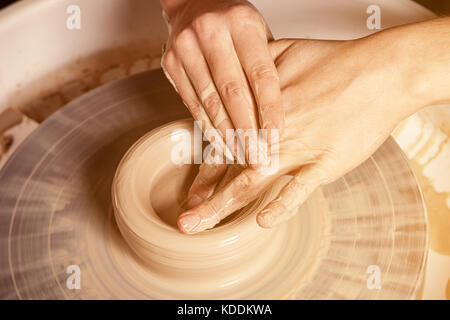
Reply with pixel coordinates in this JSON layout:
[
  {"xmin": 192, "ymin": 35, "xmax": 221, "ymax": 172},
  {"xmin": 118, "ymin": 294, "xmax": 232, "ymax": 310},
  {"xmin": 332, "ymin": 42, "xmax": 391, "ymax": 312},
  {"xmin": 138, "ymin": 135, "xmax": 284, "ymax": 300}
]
[
  {"xmin": 177, "ymin": 212, "xmax": 201, "ymax": 234},
  {"xmin": 256, "ymin": 207, "xmax": 277, "ymax": 228},
  {"xmin": 256, "ymin": 213, "xmax": 274, "ymax": 229},
  {"xmin": 257, "ymin": 202, "xmax": 286, "ymax": 228}
]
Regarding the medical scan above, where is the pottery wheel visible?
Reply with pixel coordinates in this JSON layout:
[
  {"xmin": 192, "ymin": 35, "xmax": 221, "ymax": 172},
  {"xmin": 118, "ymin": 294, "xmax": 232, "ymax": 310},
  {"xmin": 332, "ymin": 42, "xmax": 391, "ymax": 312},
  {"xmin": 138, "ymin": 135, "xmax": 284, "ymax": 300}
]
[{"xmin": 0, "ymin": 70, "xmax": 428, "ymax": 299}]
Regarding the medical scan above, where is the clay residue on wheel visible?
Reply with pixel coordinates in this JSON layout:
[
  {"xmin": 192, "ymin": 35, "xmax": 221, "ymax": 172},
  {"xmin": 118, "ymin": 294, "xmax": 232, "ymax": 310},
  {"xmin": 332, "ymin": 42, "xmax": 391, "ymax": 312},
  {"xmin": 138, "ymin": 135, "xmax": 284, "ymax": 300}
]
[
  {"xmin": 0, "ymin": 107, "xmax": 39, "ymax": 169},
  {"xmin": 6, "ymin": 42, "xmax": 162, "ymax": 123},
  {"xmin": 393, "ymin": 106, "xmax": 450, "ymax": 256}
]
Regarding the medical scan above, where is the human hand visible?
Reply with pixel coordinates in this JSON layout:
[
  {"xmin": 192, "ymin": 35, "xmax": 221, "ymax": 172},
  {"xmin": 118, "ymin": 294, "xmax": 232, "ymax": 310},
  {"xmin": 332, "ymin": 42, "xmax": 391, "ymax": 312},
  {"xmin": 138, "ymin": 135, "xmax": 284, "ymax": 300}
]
[
  {"xmin": 160, "ymin": 0, "xmax": 284, "ymax": 174},
  {"xmin": 177, "ymin": 23, "xmax": 439, "ymax": 234}
]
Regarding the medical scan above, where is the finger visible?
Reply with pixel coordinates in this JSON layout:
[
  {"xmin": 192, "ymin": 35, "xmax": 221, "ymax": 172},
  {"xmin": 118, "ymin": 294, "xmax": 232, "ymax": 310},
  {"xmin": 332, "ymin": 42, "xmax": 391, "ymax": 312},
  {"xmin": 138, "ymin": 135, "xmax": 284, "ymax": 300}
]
[
  {"xmin": 195, "ymin": 27, "xmax": 261, "ymax": 166},
  {"xmin": 161, "ymin": 50, "xmax": 216, "ymax": 136},
  {"xmin": 173, "ymin": 31, "xmax": 235, "ymax": 163},
  {"xmin": 257, "ymin": 164, "xmax": 327, "ymax": 228},
  {"xmin": 177, "ymin": 168, "xmax": 274, "ymax": 234},
  {"xmin": 232, "ymin": 25, "xmax": 284, "ymax": 134},
  {"xmin": 185, "ymin": 162, "xmax": 227, "ymax": 209},
  {"xmin": 265, "ymin": 25, "xmax": 274, "ymax": 42},
  {"xmin": 174, "ymin": 30, "xmax": 235, "ymax": 137},
  {"xmin": 244, "ymin": 1, "xmax": 274, "ymax": 41},
  {"xmin": 267, "ymin": 39, "xmax": 296, "ymax": 60},
  {"xmin": 215, "ymin": 164, "xmax": 243, "ymax": 192}
]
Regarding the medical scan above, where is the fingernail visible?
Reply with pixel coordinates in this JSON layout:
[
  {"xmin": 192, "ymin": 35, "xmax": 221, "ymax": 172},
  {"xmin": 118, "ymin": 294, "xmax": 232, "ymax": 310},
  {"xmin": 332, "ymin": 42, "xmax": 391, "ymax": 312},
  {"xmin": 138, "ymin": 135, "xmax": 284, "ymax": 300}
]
[
  {"xmin": 257, "ymin": 213, "xmax": 274, "ymax": 229},
  {"xmin": 186, "ymin": 194, "xmax": 203, "ymax": 209},
  {"xmin": 178, "ymin": 213, "xmax": 201, "ymax": 233},
  {"xmin": 257, "ymin": 206, "xmax": 280, "ymax": 229}
]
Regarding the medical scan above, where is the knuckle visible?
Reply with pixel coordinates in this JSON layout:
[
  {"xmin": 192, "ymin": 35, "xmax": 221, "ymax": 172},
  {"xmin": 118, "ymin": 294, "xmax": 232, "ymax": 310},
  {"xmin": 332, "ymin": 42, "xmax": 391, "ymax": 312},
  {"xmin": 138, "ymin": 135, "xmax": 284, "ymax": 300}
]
[
  {"xmin": 196, "ymin": 172, "xmax": 211, "ymax": 186},
  {"xmin": 314, "ymin": 164, "xmax": 329, "ymax": 180},
  {"xmin": 236, "ymin": 171, "xmax": 255, "ymax": 191},
  {"xmin": 291, "ymin": 174, "xmax": 305, "ymax": 190},
  {"xmin": 228, "ymin": 3, "xmax": 257, "ymax": 20},
  {"xmin": 231, "ymin": 171, "xmax": 262, "ymax": 202},
  {"xmin": 185, "ymin": 99, "xmax": 202, "ymax": 115},
  {"xmin": 315, "ymin": 159, "xmax": 335, "ymax": 184},
  {"xmin": 205, "ymin": 201, "xmax": 221, "ymax": 224},
  {"xmin": 220, "ymin": 80, "xmax": 244, "ymax": 100},
  {"xmin": 192, "ymin": 13, "xmax": 217, "ymax": 37},
  {"xmin": 173, "ymin": 28, "xmax": 195, "ymax": 50},
  {"xmin": 250, "ymin": 63, "xmax": 278, "ymax": 82},
  {"xmin": 259, "ymin": 103, "xmax": 278, "ymax": 114},
  {"xmin": 202, "ymin": 92, "xmax": 221, "ymax": 118},
  {"xmin": 321, "ymin": 151, "xmax": 338, "ymax": 169}
]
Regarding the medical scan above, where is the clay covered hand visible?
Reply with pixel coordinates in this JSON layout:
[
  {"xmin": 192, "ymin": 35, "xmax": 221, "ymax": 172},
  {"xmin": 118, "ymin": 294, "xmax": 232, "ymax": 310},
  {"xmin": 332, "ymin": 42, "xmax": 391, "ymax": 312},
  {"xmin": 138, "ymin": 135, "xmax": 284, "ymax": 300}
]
[
  {"xmin": 160, "ymin": 0, "xmax": 284, "ymax": 167},
  {"xmin": 177, "ymin": 24, "xmax": 438, "ymax": 234}
]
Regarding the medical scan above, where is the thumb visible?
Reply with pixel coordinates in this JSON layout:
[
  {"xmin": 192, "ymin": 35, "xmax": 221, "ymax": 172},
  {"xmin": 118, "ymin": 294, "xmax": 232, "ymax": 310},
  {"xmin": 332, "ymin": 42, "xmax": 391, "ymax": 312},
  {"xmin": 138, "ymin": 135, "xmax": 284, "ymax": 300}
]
[
  {"xmin": 257, "ymin": 164, "xmax": 327, "ymax": 228},
  {"xmin": 185, "ymin": 162, "xmax": 227, "ymax": 209},
  {"xmin": 268, "ymin": 39, "xmax": 296, "ymax": 60},
  {"xmin": 178, "ymin": 168, "xmax": 270, "ymax": 234}
]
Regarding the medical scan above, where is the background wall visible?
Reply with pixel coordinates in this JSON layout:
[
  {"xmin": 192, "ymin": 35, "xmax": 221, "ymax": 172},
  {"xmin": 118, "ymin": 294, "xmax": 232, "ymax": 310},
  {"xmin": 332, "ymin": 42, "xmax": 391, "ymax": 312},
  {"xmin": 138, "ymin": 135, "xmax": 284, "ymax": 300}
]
[
  {"xmin": 415, "ymin": 0, "xmax": 450, "ymax": 14},
  {"xmin": 1, "ymin": 0, "xmax": 450, "ymax": 14}
]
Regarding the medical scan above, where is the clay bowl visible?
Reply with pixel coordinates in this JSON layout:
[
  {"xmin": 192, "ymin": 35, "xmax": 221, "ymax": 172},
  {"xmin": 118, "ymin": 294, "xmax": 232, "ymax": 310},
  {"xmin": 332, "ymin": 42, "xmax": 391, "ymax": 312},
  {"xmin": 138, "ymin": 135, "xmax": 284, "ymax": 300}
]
[{"xmin": 112, "ymin": 119, "xmax": 326, "ymax": 298}]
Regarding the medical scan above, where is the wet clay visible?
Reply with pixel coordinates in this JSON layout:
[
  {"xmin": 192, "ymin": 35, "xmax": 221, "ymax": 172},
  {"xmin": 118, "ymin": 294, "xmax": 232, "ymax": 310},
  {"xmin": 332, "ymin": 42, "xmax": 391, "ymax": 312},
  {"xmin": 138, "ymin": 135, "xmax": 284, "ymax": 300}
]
[{"xmin": 112, "ymin": 119, "xmax": 330, "ymax": 298}]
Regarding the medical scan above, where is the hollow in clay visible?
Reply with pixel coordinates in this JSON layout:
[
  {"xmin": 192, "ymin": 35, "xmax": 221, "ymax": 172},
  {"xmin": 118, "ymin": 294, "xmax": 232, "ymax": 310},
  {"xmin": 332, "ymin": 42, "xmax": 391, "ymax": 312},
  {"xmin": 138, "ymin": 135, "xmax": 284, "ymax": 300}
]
[{"xmin": 112, "ymin": 119, "xmax": 329, "ymax": 298}]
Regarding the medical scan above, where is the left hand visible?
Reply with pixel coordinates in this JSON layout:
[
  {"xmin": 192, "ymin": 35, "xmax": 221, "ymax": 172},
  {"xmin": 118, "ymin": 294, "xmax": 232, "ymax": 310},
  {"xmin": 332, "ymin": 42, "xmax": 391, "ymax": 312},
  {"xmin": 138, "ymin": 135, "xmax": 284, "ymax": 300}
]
[{"xmin": 177, "ymin": 27, "xmax": 429, "ymax": 234}]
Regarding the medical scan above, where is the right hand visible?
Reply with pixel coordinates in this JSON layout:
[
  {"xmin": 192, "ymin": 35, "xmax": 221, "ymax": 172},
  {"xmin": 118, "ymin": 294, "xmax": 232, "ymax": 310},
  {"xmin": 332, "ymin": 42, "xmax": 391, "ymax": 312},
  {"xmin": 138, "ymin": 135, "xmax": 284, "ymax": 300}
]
[{"xmin": 160, "ymin": 0, "xmax": 284, "ymax": 205}]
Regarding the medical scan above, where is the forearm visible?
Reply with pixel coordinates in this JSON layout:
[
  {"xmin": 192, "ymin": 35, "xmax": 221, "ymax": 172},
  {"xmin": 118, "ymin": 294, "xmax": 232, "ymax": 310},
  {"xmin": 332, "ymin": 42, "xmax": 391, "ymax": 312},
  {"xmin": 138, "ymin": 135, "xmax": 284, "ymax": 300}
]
[{"xmin": 390, "ymin": 18, "xmax": 450, "ymax": 113}]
